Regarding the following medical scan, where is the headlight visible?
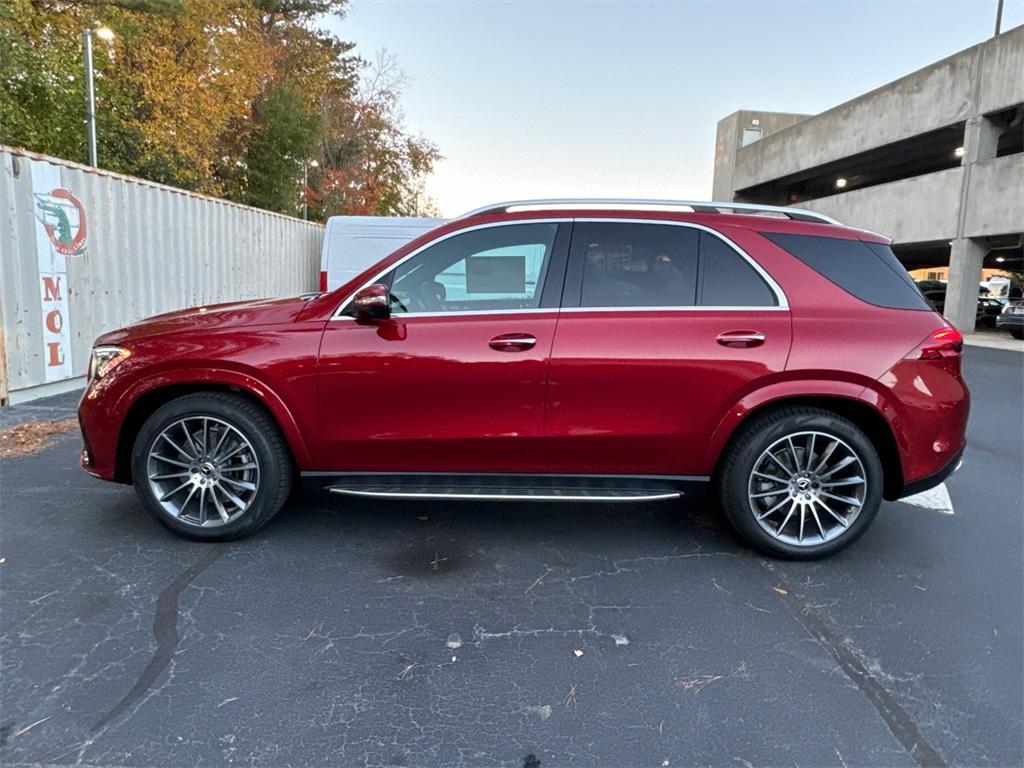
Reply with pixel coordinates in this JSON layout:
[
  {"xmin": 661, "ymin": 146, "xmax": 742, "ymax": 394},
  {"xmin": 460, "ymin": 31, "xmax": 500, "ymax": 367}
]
[{"xmin": 88, "ymin": 346, "xmax": 131, "ymax": 381}]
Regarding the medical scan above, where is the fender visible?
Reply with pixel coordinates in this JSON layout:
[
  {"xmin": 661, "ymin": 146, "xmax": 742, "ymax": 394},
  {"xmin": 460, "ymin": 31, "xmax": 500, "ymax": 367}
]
[
  {"xmin": 113, "ymin": 366, "xmax": 313, "ymax": 468},
  {"xmin": 698, "ymin": 378, "xmax": 891, "ymax": 475}
]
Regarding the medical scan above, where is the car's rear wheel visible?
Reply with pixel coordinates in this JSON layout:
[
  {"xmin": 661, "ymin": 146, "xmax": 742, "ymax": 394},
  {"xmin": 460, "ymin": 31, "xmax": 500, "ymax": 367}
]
[
  {"xmin": 717, "ymin": 407, "xmax": 883, "ymax": 559},
  {"xmin": 131, "ymin": 392, "xmax": 292, "ymax": 540}
]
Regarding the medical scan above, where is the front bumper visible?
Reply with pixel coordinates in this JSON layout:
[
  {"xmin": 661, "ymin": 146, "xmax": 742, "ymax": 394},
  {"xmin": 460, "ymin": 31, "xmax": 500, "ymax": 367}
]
[{"xmin": 78, "ymin": 379, "xmax": 125, "ymax": 482}]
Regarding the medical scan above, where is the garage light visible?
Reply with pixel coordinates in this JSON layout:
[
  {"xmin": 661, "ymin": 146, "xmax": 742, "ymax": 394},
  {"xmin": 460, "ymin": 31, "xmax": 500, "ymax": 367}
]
[
  {"xmin": 996, "ymin": 256, "xmax": 1005, "ymax": 262},
  {"xmin": 835, "ymin": 178, "xmax": 847, "ymax": 189},
  {"xmin": 954, "ymin": 146, "xmax": 965, "ymax": 158}
]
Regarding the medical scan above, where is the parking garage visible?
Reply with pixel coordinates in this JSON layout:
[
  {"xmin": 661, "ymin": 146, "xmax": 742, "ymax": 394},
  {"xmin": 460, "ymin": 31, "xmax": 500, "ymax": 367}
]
[{"xmin": 712, "ymin": 25, "xmax": 1024, "ymax": 333}]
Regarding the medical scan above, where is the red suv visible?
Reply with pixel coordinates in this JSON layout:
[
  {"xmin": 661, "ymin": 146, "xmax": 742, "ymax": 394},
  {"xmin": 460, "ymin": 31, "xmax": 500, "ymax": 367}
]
[{"xmin": 78, "ymin": 200, "xmax": 969, "ymax": 558}]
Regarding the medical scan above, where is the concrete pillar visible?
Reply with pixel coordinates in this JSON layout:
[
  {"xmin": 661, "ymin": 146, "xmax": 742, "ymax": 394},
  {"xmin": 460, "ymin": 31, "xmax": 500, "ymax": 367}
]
[
  {"xmin": 944, "ymin": 238, "xmax": 987, "ymax": 331},
  {"xmin": 945, "ymin": 117, "xmax": 1002, "ymax": 332},
  {"xmin": 961, "ymin": 115, "xmax": 1002, "ymax": 164}
]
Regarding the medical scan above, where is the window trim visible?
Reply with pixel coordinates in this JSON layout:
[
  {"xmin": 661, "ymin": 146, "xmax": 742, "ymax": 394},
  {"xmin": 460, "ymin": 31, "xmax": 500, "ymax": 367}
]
[
  {"xmin": 330, "ymin": 217, "xmax": 788, "ymax": 320},
  {"xmin": 330, "ymin": 219, "xmax": 572, "ymax": 321},
  {"xmin": 562, "ymin": 218, "xmax": 788, "ymax": 312}
]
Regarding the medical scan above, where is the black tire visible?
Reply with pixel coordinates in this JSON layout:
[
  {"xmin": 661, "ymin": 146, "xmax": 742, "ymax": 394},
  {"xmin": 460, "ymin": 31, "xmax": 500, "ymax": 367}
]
[
  {"xmin": 715, "ymin": 406, "xmax": 883, "ymax": 560},
  {"xmin": 1010, "ymin": 329, "xmax": 1023, "ymax": 340},
  {"xmin": 131, "ymin": 392, "xmax": 292, "ymax": 541}
]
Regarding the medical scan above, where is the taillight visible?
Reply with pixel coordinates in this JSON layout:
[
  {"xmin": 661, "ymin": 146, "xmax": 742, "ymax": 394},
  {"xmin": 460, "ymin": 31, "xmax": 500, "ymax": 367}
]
[
  {"xmin": 916, "ymin": 327, "xmax": 963, "ymax": 360},
  {"xmin": 319, "ymin": 270, "xmax": 328, "ymax": 292}
]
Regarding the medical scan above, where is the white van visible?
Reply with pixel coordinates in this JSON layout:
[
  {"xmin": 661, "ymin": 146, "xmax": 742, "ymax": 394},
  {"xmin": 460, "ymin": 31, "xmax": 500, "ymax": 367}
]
[{"xmin": 319, "ymin": 216, "xmax": 447, "ymax": 292}]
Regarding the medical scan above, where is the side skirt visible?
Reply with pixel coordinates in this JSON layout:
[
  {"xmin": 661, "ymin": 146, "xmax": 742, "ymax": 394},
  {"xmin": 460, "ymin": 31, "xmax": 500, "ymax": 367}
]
[{"xmin": 301, "ymin": 472, "xmax": 710, "ymax": 503}]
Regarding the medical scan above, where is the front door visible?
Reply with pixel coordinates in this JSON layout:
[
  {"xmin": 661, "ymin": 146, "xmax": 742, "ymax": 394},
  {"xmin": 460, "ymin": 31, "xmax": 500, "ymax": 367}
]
[
  {"xmin": 545, "ymin": 220, "xmax": 793, "ymax": 476},
  {"xmin": 315, "ymin": 220, "xmax": 570, "ymax": 473}
]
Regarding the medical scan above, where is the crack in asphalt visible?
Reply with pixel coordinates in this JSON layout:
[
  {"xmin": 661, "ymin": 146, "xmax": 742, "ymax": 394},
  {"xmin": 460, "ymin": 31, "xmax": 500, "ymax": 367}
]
[
  {"xmin": 765, "ymin": 565, "xmax": 947, "ymax": 768},
  {"xmin": 90, "ymin": 545, "xmax": 226, "ymax": 734}
]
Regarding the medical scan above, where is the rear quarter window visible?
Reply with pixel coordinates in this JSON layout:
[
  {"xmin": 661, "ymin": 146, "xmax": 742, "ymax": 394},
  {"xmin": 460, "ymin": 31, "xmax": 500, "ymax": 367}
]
[
  {"xmin": 761, "ymin": 232, "xmax": 930, "ymax": 310},
  {"xmin": 698, "ymin": 233, "xmax": 777, "ymax": 307}
]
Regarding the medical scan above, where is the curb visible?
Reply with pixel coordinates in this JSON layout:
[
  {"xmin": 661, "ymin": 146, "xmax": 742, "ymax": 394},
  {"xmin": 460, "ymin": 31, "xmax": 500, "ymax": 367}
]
[{"xmin": 962, "ymin": 334, "xmax": 1024, "ymax": 352}]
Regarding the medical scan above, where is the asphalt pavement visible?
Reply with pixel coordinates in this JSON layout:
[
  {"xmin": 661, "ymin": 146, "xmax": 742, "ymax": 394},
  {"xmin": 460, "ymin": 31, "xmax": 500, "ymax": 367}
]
[{"xmin": 1, "ymin": 347, "xmax": 1021, "ymax": 768}]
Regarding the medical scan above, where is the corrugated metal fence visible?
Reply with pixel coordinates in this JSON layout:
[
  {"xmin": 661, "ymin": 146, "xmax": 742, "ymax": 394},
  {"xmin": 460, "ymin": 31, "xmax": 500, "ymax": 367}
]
[{"xmin": 0, "ymin": 145, "xmax": 323, "ymax": 404}]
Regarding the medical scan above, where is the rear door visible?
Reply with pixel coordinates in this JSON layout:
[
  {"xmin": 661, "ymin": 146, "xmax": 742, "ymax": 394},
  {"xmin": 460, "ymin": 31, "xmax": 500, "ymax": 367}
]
[{"xmin": 544, "ymin": 219, "xmax": 792, "ymax": 476}]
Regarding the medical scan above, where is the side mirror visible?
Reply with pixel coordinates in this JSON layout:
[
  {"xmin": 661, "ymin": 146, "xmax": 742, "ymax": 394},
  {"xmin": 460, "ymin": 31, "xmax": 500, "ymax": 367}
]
[{"xmin": 352, "ymin": 283, "xmax": 391, "ymax": 323}]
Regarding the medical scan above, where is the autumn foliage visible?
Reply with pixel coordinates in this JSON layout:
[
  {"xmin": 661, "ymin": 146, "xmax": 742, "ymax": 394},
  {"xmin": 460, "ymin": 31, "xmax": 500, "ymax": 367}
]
[{"xmin": 0, "ymin": 0, "xmax": 441, "ymax": 219}]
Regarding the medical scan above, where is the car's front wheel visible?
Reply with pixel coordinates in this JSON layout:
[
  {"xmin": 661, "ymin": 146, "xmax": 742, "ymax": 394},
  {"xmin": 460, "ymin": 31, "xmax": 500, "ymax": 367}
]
[
  {"xmin": 717, "ymin": 406, "xmax": 883, "ymax": 559},
  {"xmin": 131, "ymin": 392, "xmax": 292, "ymax": 540}
]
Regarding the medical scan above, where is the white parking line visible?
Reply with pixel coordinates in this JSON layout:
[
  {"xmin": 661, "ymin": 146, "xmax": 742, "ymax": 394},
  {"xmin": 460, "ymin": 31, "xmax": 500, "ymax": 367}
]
[{"xmin": 899, "ymin": 483, "xmax": 955, "ymax": 515}]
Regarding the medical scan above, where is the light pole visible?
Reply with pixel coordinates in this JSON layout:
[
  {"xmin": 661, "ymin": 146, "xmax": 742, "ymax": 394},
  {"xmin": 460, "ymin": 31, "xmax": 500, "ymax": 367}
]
[
  {"xmin": 302, "ymin": 159, "xmax": 318, "ymax": 220},
  {"xmin": 82, "ymin": 25, "xmax": 114, "ymax": 167}
]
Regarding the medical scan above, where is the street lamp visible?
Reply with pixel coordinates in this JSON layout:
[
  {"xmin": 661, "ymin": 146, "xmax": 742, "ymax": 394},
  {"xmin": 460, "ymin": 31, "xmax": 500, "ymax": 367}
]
[
  {"xmin": 82, "ymin": 25, "xmax": 114, "ymax": 167},
  {"xmin": 302, "ymin": 159, "xmax": 319, "ymax": 220}
]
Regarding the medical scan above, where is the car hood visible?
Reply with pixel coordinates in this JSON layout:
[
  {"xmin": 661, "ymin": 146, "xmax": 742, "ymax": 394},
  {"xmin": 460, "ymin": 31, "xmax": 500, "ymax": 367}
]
[{"xmin": 96, "ymin": 295, "xmax": 319, "ymax": 345}]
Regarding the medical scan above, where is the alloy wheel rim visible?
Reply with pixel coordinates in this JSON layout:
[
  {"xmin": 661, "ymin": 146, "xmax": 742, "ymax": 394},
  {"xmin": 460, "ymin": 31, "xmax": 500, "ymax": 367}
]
[
  {"xmin": 747, "ymin": 431, "xmax": 866, "ymax": 547},
  {"xmin": 146, "ymin": 416, "xmax": 260, "ymax": 528}
]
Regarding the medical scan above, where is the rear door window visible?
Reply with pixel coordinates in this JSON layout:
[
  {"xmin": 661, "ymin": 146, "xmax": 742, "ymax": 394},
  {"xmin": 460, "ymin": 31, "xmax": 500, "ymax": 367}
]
[
  {"xmin": 575, "ymin": 222, "xmax": 698, "ymax": 308},
  {"xmin": 762, "ymin": 232, "xmax": 930, "ymax": 310}
]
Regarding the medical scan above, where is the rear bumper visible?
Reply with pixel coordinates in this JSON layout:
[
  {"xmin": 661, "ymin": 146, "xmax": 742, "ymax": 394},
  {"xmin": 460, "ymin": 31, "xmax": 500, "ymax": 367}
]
[
  {"xmin": 874, "ymin": 351, "xmax": 969, "ymax": 498},
  {"xmin": 899, "ymin": 446, "xmax": 963, "ymax": 498}
]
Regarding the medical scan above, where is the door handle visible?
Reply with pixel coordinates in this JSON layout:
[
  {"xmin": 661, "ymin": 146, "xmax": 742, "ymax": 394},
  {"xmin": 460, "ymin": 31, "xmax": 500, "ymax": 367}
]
[
  {"xmin": 716, "ymin": 331, "xmax": 765, "ymax": 348},
  {"xmin": 489, "ymin": 333, "xmax": 537, "ymax": 352}
]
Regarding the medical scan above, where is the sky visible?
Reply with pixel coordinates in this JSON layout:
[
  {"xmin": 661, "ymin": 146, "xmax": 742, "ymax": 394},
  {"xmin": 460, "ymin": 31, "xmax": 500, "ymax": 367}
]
[{"xmin": 322, "ymin": 0, "xmax": 1023, "ymax": 217}]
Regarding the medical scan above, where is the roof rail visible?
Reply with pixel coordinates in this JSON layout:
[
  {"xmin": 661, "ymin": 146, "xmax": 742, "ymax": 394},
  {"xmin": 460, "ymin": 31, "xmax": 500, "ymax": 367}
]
[{"xmin": 456, "ymin": 198, "xmax": 842, "ymax": 226}]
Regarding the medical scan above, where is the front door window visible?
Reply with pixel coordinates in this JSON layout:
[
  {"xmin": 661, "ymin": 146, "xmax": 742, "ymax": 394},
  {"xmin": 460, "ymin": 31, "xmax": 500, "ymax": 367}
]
[{"xmin": 382, "ymin": 223, "xmax": 558, "ymax": 314}]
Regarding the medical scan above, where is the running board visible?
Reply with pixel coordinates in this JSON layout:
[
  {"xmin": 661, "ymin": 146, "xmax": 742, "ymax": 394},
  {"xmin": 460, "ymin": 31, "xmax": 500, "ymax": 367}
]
[{"xmin": 327, "ymin": 486, "xmax": 682, "ymax": 503}]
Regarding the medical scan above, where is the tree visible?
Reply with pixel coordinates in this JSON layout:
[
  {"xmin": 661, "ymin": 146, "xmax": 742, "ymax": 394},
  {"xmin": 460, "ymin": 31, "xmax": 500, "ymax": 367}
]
[
  {"xmin": 0, "ymin": 0, "xmax": 96, "ymax": 161},
  {"xmin": 104, "ymin": 0, "xmax": 276, "ymax": 191},
  {"xmin": 1, "ymin": 0, "xmax": 439, "ymax": 220},
  {"xmin": 311, "ymin": 51, "xmax": 441, "ymax": 218},
  {"xmin": 241, "ymin": 82, "xmax": 319, "ymax": 214}
]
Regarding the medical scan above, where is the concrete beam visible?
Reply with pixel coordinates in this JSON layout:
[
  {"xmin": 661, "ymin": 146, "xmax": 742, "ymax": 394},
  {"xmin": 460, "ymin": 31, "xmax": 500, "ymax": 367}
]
[
  {"xmin": 790, "ymin": 148, "xmax": 1022, "ymax": 245},
  {"xmin": 963, "ymin": 155, "xmax": 1024, "ymax": 238},
  {"xmin": 728, "ymin": 25, "xmax": 1024, "ymax": 191},
  {"xmin": 979, "ymin": 24, "xmax": 1024, "ymax": 114},
  {"xmin": 795, "ymin": 167, "xmax": 963, "ymax": 243}
]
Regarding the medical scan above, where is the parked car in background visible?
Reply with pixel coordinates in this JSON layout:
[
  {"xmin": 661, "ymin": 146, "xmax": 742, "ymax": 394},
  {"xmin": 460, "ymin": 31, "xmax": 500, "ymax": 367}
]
[
  {"xmin": 997, "ymin": 300, "xmax": 1024, "ymax": 339},
  {"xmin": 319, "ymin": 215, "xmax": 446, "ymax": 292},
  {"xmin": 78, "ymin": 199, "xmax": 969, "ymax": 559},
  {"xmin": 921, "ymin": 287, "xmax": 1003, "ymax": 328},
  {"xmin": 977, "ymin": 297, "xmax": 1007, "ymax": 327}
]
